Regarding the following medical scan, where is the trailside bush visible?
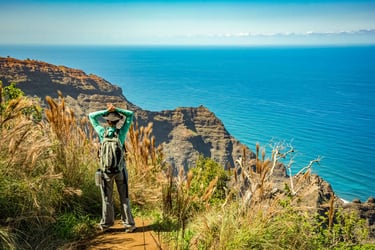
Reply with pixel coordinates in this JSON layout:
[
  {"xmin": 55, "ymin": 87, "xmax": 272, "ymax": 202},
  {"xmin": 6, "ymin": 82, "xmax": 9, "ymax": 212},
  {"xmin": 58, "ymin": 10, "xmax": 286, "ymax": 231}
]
[
  {"xmin": 189, "ymin": 155, "xmax": 229, "ymax": 206},
  {"xmin": 54, "ymin": 213, "xmax": 96, "ymax": 241}
]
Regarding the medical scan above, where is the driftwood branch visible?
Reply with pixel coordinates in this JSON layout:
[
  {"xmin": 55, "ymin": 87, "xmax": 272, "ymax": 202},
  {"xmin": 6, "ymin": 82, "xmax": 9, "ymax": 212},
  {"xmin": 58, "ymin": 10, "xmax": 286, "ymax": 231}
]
[
  {"xmin": 269, "ymin": 142, "xmax": 322, "ymax": 196},
  {"xmin": 268, "ymin": 141, "xmax": 294, "ymax": 179},
  {"xmin": 233, "ymin": 142, "xmax": 322, "ymax": 211},
  {"xmin": 295, "ymin": 157, "xmax": 322, "ymax": 176}
]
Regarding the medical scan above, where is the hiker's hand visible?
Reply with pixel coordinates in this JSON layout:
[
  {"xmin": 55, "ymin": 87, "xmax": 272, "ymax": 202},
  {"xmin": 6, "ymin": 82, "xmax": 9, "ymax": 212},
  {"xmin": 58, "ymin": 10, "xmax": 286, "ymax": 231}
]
[{"xmin": 107, "ymin": 103, "xmax": 116, "ymax": 112}]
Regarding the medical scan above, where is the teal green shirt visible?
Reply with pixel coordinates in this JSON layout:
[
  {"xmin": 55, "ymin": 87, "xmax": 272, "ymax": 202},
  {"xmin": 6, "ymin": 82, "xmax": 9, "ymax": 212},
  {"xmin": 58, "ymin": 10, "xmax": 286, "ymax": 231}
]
[{"xmin": 88, "ymin": 107, "xmax": 134, "ymax": 146}]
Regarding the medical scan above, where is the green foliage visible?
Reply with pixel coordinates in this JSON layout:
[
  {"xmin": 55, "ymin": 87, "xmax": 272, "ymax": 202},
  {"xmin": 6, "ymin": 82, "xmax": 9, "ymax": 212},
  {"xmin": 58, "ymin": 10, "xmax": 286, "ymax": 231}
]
[
  {"xmin": 153, "ymin": 212, "xmax": 180, "ymax": 232},
  {"xmin": 0, "ymin": 227, "xmax": 16, "ymax": 250},
  {"xmin": 162, "ymin": 155, "xmax": 228, "ymax": 217},
  {"xmin": 158, "ymin": 156, "xmax": 230, "ymax": 249},
  {"xmin": 1, "ymin": 81, "xmax": 24, "ymax": 102},
  {"xmin": 189, "ymin": 155, "xmax": 229, "ymax": 205},
  {"xmin": 54, "ymin": 213, "xmax": 96, "ymax": 240},
  {"xmin": 0, "ymin": 81, "xmax": 42, "ymax": 122},
  {"xmin": 312, "ymin": 208, "xmax": 369, "ymax": 248}
]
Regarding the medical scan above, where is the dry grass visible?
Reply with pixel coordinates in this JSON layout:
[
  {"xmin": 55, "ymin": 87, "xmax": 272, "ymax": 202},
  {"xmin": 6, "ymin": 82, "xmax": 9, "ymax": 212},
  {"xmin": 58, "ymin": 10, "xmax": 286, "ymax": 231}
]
[
  {"xmin": 0, "ymin": 88, "xmax": 101, "ymax": 248},
  {"xmin": 45, "ymin": 92, "xmax": 98, "ymax": 188},
  {"xmin": 0, "ymin": 87, "xmax": 65, "ymax": 249},
  {"xmin": 126, "ymin": 121, "xmax": 166, "ymax": 207},
  {"xmin": 159, "ymin": 156, "xmax": 224, "ymax": 250}
]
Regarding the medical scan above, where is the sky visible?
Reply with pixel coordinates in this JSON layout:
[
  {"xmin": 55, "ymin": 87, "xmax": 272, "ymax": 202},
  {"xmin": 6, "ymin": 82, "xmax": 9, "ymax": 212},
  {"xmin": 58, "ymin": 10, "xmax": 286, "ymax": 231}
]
[{"xmin": 0, "ymin": 0, "xmax": 374, "ymax": 46}]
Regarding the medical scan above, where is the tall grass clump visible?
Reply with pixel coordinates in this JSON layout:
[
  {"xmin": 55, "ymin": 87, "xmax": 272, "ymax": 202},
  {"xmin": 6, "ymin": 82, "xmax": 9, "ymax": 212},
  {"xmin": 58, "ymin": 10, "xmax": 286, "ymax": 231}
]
[
  {"xmin": 126, "ymin": 121, "xmax": 166, "ymax": 209},
  {"xmin": 158, "ymin": 155, "xmax": 229, "ymax": 249},
  {"xmin": 0, "ymin": 82, "xmax": 61, "ymax": 249},
  {"xmin": 166, "ymin": 143, "xmax": 371, "ymax": 249},
  {"xmin": 0, "ymin": 83, "xmax": 100, "ymax": 249},
  {"xmin": 44, "ymin": 92, "xmax": 100, "ymax": 213}
]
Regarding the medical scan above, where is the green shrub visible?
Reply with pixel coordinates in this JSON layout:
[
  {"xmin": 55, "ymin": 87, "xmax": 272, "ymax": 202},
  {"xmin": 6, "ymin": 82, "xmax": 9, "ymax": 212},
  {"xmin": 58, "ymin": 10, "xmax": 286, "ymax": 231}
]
[
  {"xmin": 189, "ymin": 155, "xmax": 229, "ymax": 205},
  {"xmin": 54, "ymin": 213, "xmax": 96, "ymax": 240}
]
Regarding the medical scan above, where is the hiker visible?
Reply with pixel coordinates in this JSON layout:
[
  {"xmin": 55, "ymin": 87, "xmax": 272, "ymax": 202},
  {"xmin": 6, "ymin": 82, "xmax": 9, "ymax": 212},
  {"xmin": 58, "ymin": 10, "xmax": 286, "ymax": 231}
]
[{"xmin": 89, "ymin": 103, "xmax": 136, "ymax": 233}]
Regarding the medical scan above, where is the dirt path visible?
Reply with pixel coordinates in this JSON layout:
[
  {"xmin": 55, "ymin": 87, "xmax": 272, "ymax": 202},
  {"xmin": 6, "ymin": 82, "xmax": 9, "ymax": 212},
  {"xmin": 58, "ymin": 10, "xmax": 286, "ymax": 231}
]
[{"xmin": 86, "ymin": 218, "xmax": 165, "ymax": 250}]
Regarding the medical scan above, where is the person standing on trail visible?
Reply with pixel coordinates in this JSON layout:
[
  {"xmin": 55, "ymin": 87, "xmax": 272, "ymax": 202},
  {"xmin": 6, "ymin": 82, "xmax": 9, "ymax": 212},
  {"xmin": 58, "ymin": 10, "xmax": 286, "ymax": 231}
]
[{"xmin": 89, "ymin": 103, "xmax": 136, "ymax": 233}]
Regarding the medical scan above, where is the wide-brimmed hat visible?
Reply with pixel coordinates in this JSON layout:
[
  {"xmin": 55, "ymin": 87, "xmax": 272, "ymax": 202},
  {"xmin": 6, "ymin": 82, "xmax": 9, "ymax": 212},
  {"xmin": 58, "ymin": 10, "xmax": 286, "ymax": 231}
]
[{"xmin": 103, "ymin": 112, "xmax": 122, "ymax": 122}]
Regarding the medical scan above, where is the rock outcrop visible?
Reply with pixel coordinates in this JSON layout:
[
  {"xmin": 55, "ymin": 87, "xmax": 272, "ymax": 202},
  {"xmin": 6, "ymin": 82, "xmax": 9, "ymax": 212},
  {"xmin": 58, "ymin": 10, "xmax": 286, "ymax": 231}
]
[
  {"xmin": 343, "ymin": 197, "xmax": 375, "ymax": 238},
  {"xmin": 0, "ymin": 56, "xmax": 251, "ymax": 170},
  {"xmin": 0, "ymin": 57, "xmax": 140, "ymax": 117},
  {"xmin": 135, "ymin": 106, "xmax": 252, "ymax": 168}
]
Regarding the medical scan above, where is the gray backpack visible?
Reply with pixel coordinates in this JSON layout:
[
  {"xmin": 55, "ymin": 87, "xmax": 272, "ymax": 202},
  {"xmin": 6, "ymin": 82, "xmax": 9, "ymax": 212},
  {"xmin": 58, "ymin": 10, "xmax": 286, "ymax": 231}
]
[{"xmin": 99, "ymin": 129, "xmax": 123, "ymax": 174}]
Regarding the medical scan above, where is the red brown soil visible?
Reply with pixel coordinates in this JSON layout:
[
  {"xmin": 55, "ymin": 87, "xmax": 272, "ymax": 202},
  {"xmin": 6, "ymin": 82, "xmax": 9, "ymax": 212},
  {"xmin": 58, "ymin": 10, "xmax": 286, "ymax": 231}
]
[{"xmin": 86, "ymin": 218, "xmax": 165, "ymax": 250}]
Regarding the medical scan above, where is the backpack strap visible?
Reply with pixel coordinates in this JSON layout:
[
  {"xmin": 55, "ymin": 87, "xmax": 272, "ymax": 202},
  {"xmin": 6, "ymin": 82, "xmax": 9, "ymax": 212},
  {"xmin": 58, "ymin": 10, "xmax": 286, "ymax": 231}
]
[
  {"xmin": 114, "ymin": 128, "xmax": 120, "ymax": 137},
  {"xmin": 103, "ymin": 126, "xmax": 109, "ymax": 138},
  {"xmin": 103, "ymin": 127, "xmax": 120, "ymax": 138}
]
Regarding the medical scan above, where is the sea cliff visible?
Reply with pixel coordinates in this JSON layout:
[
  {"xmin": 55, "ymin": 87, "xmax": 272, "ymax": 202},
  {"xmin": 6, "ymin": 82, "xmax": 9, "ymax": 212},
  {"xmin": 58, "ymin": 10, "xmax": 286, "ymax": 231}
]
[{"xmin": 0, "ymin": 56, "xmax": 251, "ymax": 170}]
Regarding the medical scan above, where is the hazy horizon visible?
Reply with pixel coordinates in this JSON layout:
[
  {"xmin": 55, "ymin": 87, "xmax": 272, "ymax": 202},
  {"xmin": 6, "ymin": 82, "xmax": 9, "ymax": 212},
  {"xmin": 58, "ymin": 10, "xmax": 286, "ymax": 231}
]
[{"xmin": 1, "ymin": 0, "xmax": 374, "ymax": 46}]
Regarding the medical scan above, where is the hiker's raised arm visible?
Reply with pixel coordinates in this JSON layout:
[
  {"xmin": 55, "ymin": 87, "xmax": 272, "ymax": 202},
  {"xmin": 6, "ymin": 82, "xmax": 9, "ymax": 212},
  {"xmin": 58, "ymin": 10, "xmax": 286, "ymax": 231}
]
[
  {"xmin": 114, "ymin": 107, "xmax": 133, "ymax": 119},
  {"xmin": 114, "ymin": 107, "xmax": 134, "ymax": 141},
  {"xmin": 107, "ymin": 103, "xmax": 116, "ymax": 112},
  {"xmin": 88, "ymin": 109, "xmax": 107, "ymax": 138}
]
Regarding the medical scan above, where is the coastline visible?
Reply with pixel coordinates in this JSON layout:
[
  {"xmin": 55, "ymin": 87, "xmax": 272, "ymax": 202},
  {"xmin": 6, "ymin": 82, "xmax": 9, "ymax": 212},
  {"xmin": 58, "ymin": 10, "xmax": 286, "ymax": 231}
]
[{"xmin": 1, "ymin": 46, "xmax": 375, "ymax": 201}]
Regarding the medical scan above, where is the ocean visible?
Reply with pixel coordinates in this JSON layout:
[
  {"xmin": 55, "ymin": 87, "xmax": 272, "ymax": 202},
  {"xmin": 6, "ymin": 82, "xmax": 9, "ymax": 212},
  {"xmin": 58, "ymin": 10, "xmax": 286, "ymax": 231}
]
[{"xmin": 1, "ymin": 45, "xmax": 374, "ymax": 202}]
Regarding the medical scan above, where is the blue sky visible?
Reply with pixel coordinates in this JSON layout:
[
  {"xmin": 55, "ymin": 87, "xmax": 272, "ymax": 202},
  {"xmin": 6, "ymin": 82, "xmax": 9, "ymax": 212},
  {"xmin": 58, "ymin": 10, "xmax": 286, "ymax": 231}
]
[{"xmin": 0, "ymin": 0, "xmax": 374, "ymax": 46}]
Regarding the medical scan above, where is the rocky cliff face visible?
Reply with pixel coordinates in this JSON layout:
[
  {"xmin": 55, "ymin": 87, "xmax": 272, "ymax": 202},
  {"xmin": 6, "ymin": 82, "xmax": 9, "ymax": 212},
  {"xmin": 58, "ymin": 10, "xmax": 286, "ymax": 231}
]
[
  {"xmin": 0, "ymin": 57, "xmax": 141, "ymax": 117},
  {"xmin": 136, "ymin": 106, "xmax": 252, "ymax": 168},
  {"xmin": 0, "ymin": 56, "xmax": 251, "ymax": 170}
]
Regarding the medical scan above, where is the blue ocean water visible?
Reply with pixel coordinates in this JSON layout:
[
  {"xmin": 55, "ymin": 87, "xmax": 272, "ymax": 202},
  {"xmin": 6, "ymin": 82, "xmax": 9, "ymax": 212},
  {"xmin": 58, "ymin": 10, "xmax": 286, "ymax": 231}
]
[{"xmin": 1, "ymin": 45, "xmax": 374, "ymax": 202}]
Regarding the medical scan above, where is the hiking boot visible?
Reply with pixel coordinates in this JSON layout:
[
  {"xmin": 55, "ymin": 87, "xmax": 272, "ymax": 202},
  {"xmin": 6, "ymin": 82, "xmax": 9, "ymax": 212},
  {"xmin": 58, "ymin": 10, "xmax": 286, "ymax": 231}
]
[
  {"xmin": 98, "ymin": 224, "xmax": 110, "ymax": 232},
  {"xmin": 124, "ymin": 225, "xmax": 136, "ymax": 233}
]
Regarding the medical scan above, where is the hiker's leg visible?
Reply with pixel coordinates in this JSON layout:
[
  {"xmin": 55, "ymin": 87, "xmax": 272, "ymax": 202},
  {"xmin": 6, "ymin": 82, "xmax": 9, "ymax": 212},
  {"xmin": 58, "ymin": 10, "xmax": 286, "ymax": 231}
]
[
  {"xmin": 100, "ymin": 173, "xmax": 115, "ymax": 228},
  {"xmin": 115, "ymin": 167, "xmax": 135, "ymax": 227}
]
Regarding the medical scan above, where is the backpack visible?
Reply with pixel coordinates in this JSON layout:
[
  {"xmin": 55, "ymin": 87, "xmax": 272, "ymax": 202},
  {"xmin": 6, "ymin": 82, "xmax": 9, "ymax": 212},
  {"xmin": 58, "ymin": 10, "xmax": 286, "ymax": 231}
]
[{"xmin": 99, "ymin": 129, "xmax": 123, "ymax": 174}]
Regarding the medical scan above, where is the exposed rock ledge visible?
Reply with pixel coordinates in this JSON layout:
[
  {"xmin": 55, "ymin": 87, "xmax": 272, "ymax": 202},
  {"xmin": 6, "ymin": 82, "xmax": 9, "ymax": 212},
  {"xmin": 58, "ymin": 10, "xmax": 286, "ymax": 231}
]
[{"xmin": 1, "ymin": 57, "xmax": 374, "ymax": 236}]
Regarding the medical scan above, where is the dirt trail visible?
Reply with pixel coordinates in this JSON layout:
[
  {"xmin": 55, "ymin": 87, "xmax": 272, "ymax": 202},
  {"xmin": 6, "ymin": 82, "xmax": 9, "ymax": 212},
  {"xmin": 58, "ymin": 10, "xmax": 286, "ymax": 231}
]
[{"xmin": 86, "ymin": 218, "xmax": 164, "ymax": 250}]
